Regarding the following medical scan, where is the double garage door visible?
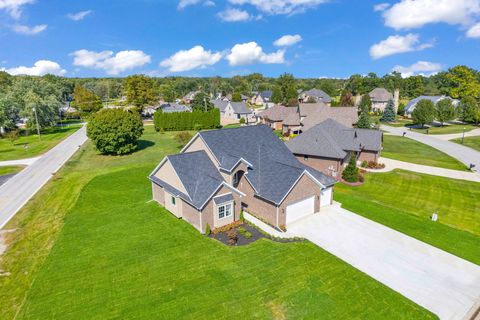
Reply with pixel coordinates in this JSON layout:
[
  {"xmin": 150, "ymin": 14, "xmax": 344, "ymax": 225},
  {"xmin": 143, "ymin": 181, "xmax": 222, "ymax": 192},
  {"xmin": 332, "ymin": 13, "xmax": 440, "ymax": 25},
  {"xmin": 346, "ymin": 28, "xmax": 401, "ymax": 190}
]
[{"xmin": 285, "ymin": 188, "xmax": 333, "ymax": 226}]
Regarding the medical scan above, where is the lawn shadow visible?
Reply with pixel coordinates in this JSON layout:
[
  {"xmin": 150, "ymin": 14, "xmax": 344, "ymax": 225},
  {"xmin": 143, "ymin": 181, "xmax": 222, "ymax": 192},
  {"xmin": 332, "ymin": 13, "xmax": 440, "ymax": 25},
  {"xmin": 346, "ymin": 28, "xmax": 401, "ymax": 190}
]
[{"xmin": 137, "ymin": 139, "xmax": 155, "ymax": 151}]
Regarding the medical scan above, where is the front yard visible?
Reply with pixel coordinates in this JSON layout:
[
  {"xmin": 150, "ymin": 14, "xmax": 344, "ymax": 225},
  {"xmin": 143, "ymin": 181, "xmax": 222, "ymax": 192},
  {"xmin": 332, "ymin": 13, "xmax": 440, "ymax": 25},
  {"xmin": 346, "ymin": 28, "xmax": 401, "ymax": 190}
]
[
  {"xmin": 335, "ymin": 170, "xmax": 480, "ymax": 265},
  {"xmin": 409, "ymin": 124, "xmax": 478, "ymax": 135},
  {"xmin": 451, "ymin": 136, "xmax": 480, "ymax": 152},
  {"xmin": 0, "ymin": 126, "xmax": 435, "ymax": 319},
  {"xmin": 382, "ymin": 135, "xmax": 468, "ymax": 171}
]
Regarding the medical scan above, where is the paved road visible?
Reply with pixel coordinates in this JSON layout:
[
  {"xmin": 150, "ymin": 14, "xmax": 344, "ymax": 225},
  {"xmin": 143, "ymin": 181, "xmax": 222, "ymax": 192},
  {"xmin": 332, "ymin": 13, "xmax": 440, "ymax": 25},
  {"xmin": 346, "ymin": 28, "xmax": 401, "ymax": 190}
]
[
  {"xmin": 0, "ymin": 126, "xmax": 87, "ymax": 229},
  {"xmin": 288, "ymin": 203, "xmax": 480, "ymax": 320},
  {"xmin": 382, "ymin": 125, "xmax": 480, "ymax": 172},
  {"xmin": 366, "ymin": 157, "xmax": 480, "ymax": 182},
  {"xmin": 433, "ymin": 128, "xmax": 480, "ymax": 141},
  {"xmin": 0, "ymin": 157, "xmax": 40, "ymax": 167}
]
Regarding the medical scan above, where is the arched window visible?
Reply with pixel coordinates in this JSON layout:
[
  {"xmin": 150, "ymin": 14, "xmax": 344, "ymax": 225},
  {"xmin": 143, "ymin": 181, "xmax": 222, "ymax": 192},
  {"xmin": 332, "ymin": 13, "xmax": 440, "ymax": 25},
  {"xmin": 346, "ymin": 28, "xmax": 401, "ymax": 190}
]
[{"xmin": 233, "ymin": 170, "xmax": 245, "ymax": 188}]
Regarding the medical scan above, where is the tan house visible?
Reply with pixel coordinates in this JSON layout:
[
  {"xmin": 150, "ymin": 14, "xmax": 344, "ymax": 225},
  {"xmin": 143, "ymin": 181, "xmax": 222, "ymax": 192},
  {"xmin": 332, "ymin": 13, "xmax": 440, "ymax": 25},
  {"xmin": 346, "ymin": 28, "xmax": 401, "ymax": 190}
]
[
  {"xmin": 257, "ymin": 105, "xmax": 299, "ymax": 130},
  {"xmin": 286, "ymin": 119, "xmax": 383, "ymax": 178},
  {"xmin": 149, "ymin": 125, "xmax": 336, "ymax": 232}
]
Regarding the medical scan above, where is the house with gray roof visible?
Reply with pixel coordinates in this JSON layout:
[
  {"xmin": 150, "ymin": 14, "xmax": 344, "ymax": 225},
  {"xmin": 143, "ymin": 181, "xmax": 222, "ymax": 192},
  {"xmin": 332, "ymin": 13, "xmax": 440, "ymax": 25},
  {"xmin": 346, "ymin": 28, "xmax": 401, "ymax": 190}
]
[
  {"xmin": 369, "ymin": 88, "xmax": 393, "ymax": 113},
  {"xmin": 251, "ymin": 90, "xmax": 273, "ymax": 107},
  {"xmin": 183, "ymin": 91, "xmax": 200, "ymax": 104},
  {"xmin": 286, "ymin": 119, "xmax": 383, "ymax": 178},
  {"xmin": 150, "ymin": 125, "xmax": 336, "ymax": 232},
  {"xmin": 160, "ymin": 103, "xmax": 192, "ymax": 113},
  {"xmin": 212, "ymin": 100, "xmax": 253, "ymax": 123},
  {"xmin": 404, "ymin": 96, "xmax": 459, "ymax": 117},
  {"xmin": 298, "ymin": 89, "xmax": 332, "ymax": 105}
]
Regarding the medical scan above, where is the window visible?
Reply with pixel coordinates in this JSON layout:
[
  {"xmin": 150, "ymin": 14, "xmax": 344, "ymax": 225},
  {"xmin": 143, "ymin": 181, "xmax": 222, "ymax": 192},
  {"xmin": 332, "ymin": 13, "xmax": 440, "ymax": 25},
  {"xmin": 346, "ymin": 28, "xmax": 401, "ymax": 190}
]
[
  {"xmin": 304, "ymin": 155, "xmax": 309, "ymax": 161},
  {"xmin": 171, "ymin": 196, "xmax": 176, "ymax": 206},
  {"xmin": 218, "ymin": 203, "xmax": 233, "ymax": 219}
]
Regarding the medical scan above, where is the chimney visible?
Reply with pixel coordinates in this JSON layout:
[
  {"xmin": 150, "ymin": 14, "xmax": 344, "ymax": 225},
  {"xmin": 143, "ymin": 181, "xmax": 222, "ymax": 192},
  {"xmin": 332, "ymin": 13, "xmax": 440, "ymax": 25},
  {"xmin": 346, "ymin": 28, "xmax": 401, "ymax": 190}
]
[
  {"xmin": 354, "ymin": 94, "xmax": 362, "ymax": 107},
  {"xmin": 394, "ymin": 89, "xmax": 400, "ymax": 112}
]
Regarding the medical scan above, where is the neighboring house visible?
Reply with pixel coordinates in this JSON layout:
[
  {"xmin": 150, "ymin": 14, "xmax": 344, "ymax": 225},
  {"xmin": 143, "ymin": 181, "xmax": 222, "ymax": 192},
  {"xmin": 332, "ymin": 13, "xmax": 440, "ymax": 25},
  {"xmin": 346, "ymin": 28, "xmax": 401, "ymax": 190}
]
[
  {"xmin": 298, "ymin": 89, "xmax": 332, "ymax": 105},
  {"xmin": 287, "ymin": 119, "xmax": 383, "ymax": 178},
  {"xmin": 149, "ymin": 125, "xmax": 336, "ymax": 232},
  {"xmin": 183, "ymin": 91, "xmax": 200, "ymax": 104},
  {"xmin": 159, "ymin": 103, "xmax": 192, "ymax": 113},
  {"xmin": 251, "ymin": 90, "xmax": 273, "ymax": 106},
  {"xmin": 212, "ymin": 100, "xmax": 253, "ymax": 123},
  {"xmin": 224, "ymin": 93, "xmax": 249, "ymax": 103},
  {"xmin": 369, "ymin": 88, "xmax": 393, "ymax": 113},
  {"xmin": 257, "ymin": 105, "xmax": 299, "ymax": 130},
  {"xmin": 404, "ymin": 96, "xmax": 460, "ymax": 117}
]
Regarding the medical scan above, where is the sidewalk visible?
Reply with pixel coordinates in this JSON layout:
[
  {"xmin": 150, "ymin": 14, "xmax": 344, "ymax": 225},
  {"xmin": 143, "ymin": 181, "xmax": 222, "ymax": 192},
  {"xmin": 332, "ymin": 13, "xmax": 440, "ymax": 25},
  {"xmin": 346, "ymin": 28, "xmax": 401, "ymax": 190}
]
[{"xmin": 0, "ymin": 157, "xmax": 41, "ymax": 167}]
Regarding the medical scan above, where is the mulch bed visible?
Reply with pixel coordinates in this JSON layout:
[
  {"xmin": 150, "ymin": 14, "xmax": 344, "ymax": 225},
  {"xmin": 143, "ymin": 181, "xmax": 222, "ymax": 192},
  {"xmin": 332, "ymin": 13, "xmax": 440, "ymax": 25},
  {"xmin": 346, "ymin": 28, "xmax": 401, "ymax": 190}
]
[{"xmin": 209, "ymin": 222, "xmax": 303, "ymax": 246}]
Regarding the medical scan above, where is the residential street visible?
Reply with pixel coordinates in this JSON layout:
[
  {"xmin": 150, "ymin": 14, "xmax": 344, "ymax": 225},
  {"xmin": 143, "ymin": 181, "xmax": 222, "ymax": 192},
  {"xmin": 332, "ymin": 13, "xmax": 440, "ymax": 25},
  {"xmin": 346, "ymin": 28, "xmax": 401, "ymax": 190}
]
[
  {"xmin": 0, "ymin": 126, "xmax": 87, "ymax": 229},
  {"xmin": 381, "ymin": 125, "xmax": 480, "ymax": 173},
  {"xmin": 288, "ymin": 203, "xmax": 480, "ymax": 320}
]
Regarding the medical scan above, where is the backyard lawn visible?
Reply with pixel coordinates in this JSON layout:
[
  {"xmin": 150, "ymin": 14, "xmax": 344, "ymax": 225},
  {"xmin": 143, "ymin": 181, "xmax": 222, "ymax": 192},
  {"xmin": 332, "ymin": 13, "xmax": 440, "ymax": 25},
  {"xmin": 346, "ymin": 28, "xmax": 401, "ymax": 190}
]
[
  {"xmin": 0, "ymin": 126, "xmax": 435, "ymax": 320},
  {"xmin": 0, "ymin": 125, "xmax": 81, "ymax": 161},
  {"xmin": 451, "ymin": 136, "xmax": 480, "ymax": 152},
  {"xmin": 335, "ymin": 170, "xmax": 480, "ymax": 265},
  {"xmin": 382, "ymin": 135, "xmax": 468, "ymax": 171}
]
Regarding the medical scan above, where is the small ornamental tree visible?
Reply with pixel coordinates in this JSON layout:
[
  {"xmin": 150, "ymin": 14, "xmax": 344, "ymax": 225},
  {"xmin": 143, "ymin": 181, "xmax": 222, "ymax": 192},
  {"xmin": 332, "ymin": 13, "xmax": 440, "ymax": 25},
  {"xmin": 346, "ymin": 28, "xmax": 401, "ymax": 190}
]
[
  {"xmin": 412, "ymin": 99, "xmax": 435, "ymax": 128},
  {"xmin": 359, "ymin": 94, "xmax": 372, "ymax": 114},
  {"xmin": 72, "ymin": 84, "xmax": 102, "ymax": 115},
  {"xmin": 435, "ymin": 99, "xmax": 456, "ymax": 126},
  {"xmin": 340, "ymin": 90, "xmax": 355, "ymax": 107},
  {"xmin": 342, "ymin": 156, "xmax": 359, "ymax": 183},
  {"xmin": 380, "ymin": 99, "xmax": 396, "ymax": 122},
  {"xmin": 239, "ymin": 117, "xmax": 246, "ymax": 125},
  {"xmin": 459, "ymin": 97, "xmax": 478, "ymax": 123},
  {"xmin": 356, "ymin": 110, "xmax": 371, "ymax": 129},
  {"xmin": 87, "ymin": 108, "xmax": 144, "ymax": 155}
]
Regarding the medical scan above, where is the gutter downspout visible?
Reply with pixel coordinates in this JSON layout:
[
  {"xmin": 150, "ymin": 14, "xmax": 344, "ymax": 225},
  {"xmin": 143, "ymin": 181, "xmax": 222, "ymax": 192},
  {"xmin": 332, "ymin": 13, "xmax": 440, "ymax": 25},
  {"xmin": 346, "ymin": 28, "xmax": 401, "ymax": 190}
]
[
  {"xmin": 276, "ymin": 206, "xmax": 279, "ymax": 229},
  {"xmin": 199, "ymin": 209, "xmax": 203, "ymax": 234}
]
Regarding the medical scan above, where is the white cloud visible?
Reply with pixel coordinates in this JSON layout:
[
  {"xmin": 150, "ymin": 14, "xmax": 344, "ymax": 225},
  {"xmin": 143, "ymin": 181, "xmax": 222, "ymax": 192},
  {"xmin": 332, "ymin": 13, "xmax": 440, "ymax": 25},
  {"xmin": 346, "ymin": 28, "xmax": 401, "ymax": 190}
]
[
  {"xmin": 72, "ymin": 49, "xmax": 151, "ymax": 75},
  {"xmin": 0, "ymin": 0, "xmax": 35, "ymax": 19},
  {"xmin": 393, "ymin": 61, "xmax": 442, "ymax": 78},
  {"xmin": 274, "ymin": 34, "xmax": 302, "ymax": 46},
  {"xmin": 374, "ymin": 3, "xmax": 390, "ymax": 12},
  {"xmin": 228, "ymin": 0, "xmax": 328, "ymax": 15},
  {"xmin": 226, "ymin": 42, "xmax": 285, "ymax": 66},
  {"xmin": 178, "ymin": 0, "xmax": 215, "ymax": 9},
  {"xmin": 2, "ymin": 60, "xmax": 66, "ymax": 76},
  {"xmin": 369, "ymin": 33, "xmax": 433, "ymax": 59},
  {"xmin": 67, "ymin": 10, "xmax": 92, "ymax": 21},
  {"xmin": 383, "ymin": 0, "xmax": 480, "ymax": 30},
  {"xmin": 12, "ymin": 24, "xmax": 47, "ymax": 35},
  {"xmin": 467, "ymin": 22, "xmax": 480, "ymax": 37},
  {"xmin": 217, "ymin": 8, "xmax": 251, "ymax": 21},
  {"xmin": 160, "ymin": 45, "xmax": 222, "ymax": 72}
]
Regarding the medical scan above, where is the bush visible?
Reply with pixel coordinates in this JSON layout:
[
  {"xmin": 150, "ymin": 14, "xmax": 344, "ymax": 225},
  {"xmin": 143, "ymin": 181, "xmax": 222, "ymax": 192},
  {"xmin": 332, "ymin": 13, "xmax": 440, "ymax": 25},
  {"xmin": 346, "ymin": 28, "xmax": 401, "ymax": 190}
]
[
  {"xmin": 87, "ymin": 108, "xmax": 144, "ymax": 155},
  {"xmin": 342, "ymin": 156, "xmax": 359, "ymax": 182},
  {"xmin": 361, "ymin": 160, "xmax": 368, "ymax": 168},
  {"xmin": 205, "ymin": 223, "xmax": 211, "ymax": 236},
  {"xmin": 154, "ymin": 109, "xmax": 220, "ymax": 131},
  {"xmin": 239, "ymin": 117, "xmax": 246, "ymax": 125},
  {"xmin": 240, "ymin": 210, "xmax": 244, "ymax": 222},
  {"xmin": 174, "ymin": 131, "xmax": 193, "ymax": 147}
]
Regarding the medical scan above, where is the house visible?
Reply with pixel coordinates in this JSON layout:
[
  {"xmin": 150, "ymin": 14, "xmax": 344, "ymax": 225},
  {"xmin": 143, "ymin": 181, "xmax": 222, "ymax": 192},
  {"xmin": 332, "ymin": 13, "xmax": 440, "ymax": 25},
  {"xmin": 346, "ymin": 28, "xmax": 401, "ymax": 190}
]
[
  {"xmin": 251, "ymin": 90, "xmax": 273, "ymax": 107},
  {"xmin": 257, "ymin": 105, "xmax": 299, "ymax": 130},
  {"xmin": 298, "ymin": 89, "xmax": 332, "ymax": 105},
  {"xmin": 183, "ymin": 91, "xmax": 200, "ymax": 104},
  {"xmin": 404, "ymin": 96, "xmax": 459, "ymax": 117},
  {"xmin": 160, "ymin": 103, "xmax": 192, "ymax": 113},
  {"xmin": 224, "ymin": 93, "xmax": 249, "ymax": 103},
  {"xmin": 149, "ymin": 125, "xmax": 336, "ymax": 232},
  {"xmin": 369, "ymin": 88, "xmax": 394, "ymax": 113},
  {"xmin": 299, "ymin": 103, "xmax": 359, "ymax": 131},
  {"xmin": 286, "ymin": 119, "xmax": 383, "ymax": 178},
  {"xmin": 212, "ymin": 100, "xmax": 253, "ymax": 124}
]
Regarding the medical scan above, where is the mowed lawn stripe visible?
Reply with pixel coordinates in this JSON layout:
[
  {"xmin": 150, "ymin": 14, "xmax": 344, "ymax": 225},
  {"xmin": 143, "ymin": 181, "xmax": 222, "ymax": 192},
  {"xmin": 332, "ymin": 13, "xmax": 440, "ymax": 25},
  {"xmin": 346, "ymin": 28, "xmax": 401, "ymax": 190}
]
[{"xmin": 18, "ymin": 167, "xmax": 434, "ymax": 319}]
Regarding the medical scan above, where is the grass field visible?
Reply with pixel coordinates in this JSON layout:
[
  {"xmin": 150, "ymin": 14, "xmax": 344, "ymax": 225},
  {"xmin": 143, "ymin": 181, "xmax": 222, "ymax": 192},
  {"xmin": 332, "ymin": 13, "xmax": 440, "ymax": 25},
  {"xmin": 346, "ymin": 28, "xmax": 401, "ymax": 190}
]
[
  {"xmin": 382, "ymin": 135, "xmax": 468, "ymax": 171},
  {"xmin": 0, "ymin": 165, "xmax": 24, "ymax": 176},
  {"xmin": 0, "ymin": 125, "xmax": 81, "ymax": 161},
  {"xmin": 0, "ymin": 126, "xmax": 434, "ymax": 319},
  {"xmin": 451, "ymin": 136, "xmax": 480, "ymax": 152},
  {"xmin": 335, "ymin": 170, "xmax": 480, "ymax": 265},
  {"xmin": 409, "ymin": 124, "xmax": 478, "ymax": 135}
]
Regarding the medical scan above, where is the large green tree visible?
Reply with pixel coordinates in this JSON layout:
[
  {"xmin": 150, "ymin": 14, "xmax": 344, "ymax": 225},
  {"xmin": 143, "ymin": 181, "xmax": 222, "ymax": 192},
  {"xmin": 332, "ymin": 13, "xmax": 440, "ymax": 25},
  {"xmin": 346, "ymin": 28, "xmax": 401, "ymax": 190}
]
[
  {"xmin": 380, "ymin": 99, "xmax": 396, "ymax": 122},
  {"xmin": 272, "ymin": 73, "xmax": 297, "ymax": 104},
  {"xmin": 191, "ymin": 92, "xmax": 213, "ymax": 112},
  {"xmin": 72, "ymin": 84, "xmax": 103, "ymax": 115},
  {"xmin": 124, "ymin": 75, "xmax": 158, "ymax": 109},
  {"xmin": 412, "ymin": 99, "xmax": 435, "ymax": 128},
  {"xmin": 458, "ymin": 97, "xmax": 478, "ymax": 123},
  {"xmin": 359, "ymin": 94, "xmax": 372, "ymax": 114},
  {"xmin": 435, "ymin": 99, "xmax": 455, "ymax": 126},
  {"xmin": 443, "ymin": 66, "xmax": 480, "ymax": 100},
  {"xmin": 356, "ymin": 110, "xmax": 372, "ymax": 129}
]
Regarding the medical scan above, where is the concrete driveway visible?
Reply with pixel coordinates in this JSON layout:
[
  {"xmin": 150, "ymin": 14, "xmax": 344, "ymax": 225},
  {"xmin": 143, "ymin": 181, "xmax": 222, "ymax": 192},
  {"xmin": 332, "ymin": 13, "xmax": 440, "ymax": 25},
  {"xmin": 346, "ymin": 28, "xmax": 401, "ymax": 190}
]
[{"xmin": 287, "ymin": 203, "xmax": 480, "ymax": 320}]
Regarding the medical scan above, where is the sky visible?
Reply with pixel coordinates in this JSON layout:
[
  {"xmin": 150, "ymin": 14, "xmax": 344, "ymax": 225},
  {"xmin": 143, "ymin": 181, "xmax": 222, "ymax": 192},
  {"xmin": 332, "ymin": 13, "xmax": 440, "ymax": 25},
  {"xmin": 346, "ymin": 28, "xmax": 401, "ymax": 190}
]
[{"xmin": 1, "ymin": 0, "xmax": 480, "ymax": 79}]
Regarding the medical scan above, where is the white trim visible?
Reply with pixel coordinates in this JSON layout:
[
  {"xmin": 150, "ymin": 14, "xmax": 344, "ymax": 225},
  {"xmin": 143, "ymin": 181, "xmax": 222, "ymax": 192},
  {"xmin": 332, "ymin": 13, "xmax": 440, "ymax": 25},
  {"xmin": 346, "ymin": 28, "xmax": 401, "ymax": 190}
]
[
  {"xmin": 277, "ymin": 170, "xmax": 326, "ymax": 206},
  {"xmin": 198, "ymin": 182, "xmax": 245, "ymax": 210},
  {"xmin": 243, "ymin": 174, "xmax": 259, "ymax": 194},
  {"xmin": 149, "ymin": 156, "xmax": 169, "ymax": 177},
  {"xmin": 153, "ymin": 157, "xmax": 190, "ymax": 198},
  {"xmin": 180, "ymin": 133, "xmax": 221, "ymax": 166},
  {"xmin": 217, "ymin": 201, "xmax": 234, "ymax": 220}
]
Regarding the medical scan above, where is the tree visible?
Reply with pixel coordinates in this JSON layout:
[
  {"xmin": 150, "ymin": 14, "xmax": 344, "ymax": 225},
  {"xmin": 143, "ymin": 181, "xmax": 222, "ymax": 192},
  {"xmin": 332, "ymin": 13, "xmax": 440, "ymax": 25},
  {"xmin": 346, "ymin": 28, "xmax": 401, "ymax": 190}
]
[
  {"xmin": 458, "ymin": 97, "xmax": 478, "ymax": 123},
  {"xmin": 272, "ymin": 73, "xmax": 297, "ymax": 104},
  {"xmin": 340, "ymin": 90, "xmax": 355, "ymax": 107},
  {"xmin": 356, "ymin": 110, "xmax": 371, "ymax": 128},
  {"xmin": 239, "ymin": 117, "xmax": 246, "ymax": 125},
  {"xmin": 24, "ymin": 90, "xmax": 59, "ymax": 130},
  {"xmin": 159, "ymin": 84, "xmax": 175, "ymax": 102},
  {"xmin": 174, "ymin": 131, "xmax": 193, "ymax": 147},
  {"xmin": 231, "ymin": 92, "xmax": 242, "ymax": 102},
  {"xmin": 443, "ymin": 66, "xmax": 480, "ymax": 100},
  {"xmin": 359, "ymin": 94, "xmax": 372, "ymax": 114},
  {"xmin": 435, "ymin": 99, "xmax": 455, "ymax": 126},
  {"xmin": 380, "ymin": 99, "xmax": 396, "ymax": 122},
  {"xmin": 87, "ymin": 108, "xmax": 144, "ymax": 155},
  {"xmin": 191, "ymin": 92, "xmax": 213, "ymax": 112},
  {"xmin": 71, "ymin": 84, "xmax": 102, "ymax": 115},
  {"xmin": 342, "ymin": 156, "xmax": 359, "ymax": 183},
  {"xmin": 412, "ymin": 99, "xmax": 435, "ymax": 128},
  {"xmin": 124, "ymin": 75, "xmax": 158, "ymax": 109}
]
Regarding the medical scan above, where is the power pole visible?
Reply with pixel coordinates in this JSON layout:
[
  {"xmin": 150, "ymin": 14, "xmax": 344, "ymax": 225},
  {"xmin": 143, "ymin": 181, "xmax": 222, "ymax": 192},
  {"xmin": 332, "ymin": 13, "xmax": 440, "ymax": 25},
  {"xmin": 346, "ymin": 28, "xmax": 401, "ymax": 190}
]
[{"xmin": 33, "ymin": 106, "xmax": 41, "ymax": 138}]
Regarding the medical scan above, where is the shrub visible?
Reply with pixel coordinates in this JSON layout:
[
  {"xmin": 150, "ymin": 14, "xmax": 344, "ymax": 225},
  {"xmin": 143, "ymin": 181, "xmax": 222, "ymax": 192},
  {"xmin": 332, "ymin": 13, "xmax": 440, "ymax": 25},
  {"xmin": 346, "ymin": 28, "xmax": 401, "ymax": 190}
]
[
  {"xmin": 87, "ymin": 108, "xmax": 144, "ymax": 155},
  {"xmin": 153, "ymin": 109, "xmax": 220, "ymax": 131},
  {"xmin": 174, "ymin": 131, "xmax": 193, "ymax": 147},
  {"xmin": 358, "ymin": 174, "xmax": 365, "ymax": 183},
  {"xmin": 205, "ymin": 223, "xmax": 211, "ymax": 236},
  {"xmin": 342, "ymin": 156, "xmax": 359, "ymax": 182},
  {"xmin": 240, "ymin": 210, "xmax": 244, "ymax": 222},
  {"xmin": 361, "ymin": 160, "xmax": 368, "ymax": 168},
  {"xmin": 226, "ymin": 229, "xmax": 238, "ymax": 245},
  {"xmin": 239, "ymin": 117, "xmax": 246, "ymax": 125}
]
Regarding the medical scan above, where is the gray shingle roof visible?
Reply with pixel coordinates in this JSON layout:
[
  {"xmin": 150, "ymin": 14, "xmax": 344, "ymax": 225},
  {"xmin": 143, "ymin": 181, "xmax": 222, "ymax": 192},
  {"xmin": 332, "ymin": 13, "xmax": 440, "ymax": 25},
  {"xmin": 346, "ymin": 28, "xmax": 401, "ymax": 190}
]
[
  {"xmin": 300, "ymin": 103, "xmax": 359, "ymax": 130},
  {"xmin": 301, "ymin": 89, "xmax": 332, "ymax": 103},
  {"xmin": 259, "ymin": 90, "xmax": 273, "ymax": 100},
  {"xmin": 258, "ymin": 105, "xmax": 298, "ymax": 122},
  {"xmin": 160, "ymin": 103, "xmax": 192, "ymax": 113},
  {"xmin": 199, "ymin": 125, "xmax": 335, "ymax": 204},
  {"xmin": 212, "ymin": 100, "xmax": 229, "ymax": 112},
  {"xmin": 369, "ymin": 88, "xmax": 393, "ymax": 102},
  {"xmin": 230, "ymin": 102, "xmax": 252, "ymax": 114},
  {"xmin": 404, "ymin": 96, "xmax": 459, "ymax": 115},
  {"xmin": 286, "ymin": 119, "xmax": 383, "ymax": 159},
  {"xmin": 213, "ymin": 193, "xmax": 234, "ymax": 205}
]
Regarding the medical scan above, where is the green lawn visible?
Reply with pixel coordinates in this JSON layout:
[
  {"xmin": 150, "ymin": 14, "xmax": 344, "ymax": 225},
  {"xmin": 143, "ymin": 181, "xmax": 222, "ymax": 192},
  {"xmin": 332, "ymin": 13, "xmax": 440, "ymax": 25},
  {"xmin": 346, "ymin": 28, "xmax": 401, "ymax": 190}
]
[
  {"xmin": 0, "ymin": 126, "xmax": 435, "ymax": 319},
  {"xmin": 0, "ymin": 165, "xmax": 24, "ymax": 176},
  {"xmin": 335, "ymin": 170, "xmax": 480, "ymax": 265},
  {"xmin": 409, "ymin": 124, "xmax": 478, "ymax": 135},
  {"xmin": 382, "ymin": 135, "xmax": 468, "ymax": 171},
  {"xmin": 222, "ymin": 123, "xmax": 241, "ymax": 128},
  {"xmin": 0, "ymin": 125, "xmax": 81, "ymax": 161},
  {"xmin": 451, "ymin": 136, "xmax": 480, "ymax": 152}
]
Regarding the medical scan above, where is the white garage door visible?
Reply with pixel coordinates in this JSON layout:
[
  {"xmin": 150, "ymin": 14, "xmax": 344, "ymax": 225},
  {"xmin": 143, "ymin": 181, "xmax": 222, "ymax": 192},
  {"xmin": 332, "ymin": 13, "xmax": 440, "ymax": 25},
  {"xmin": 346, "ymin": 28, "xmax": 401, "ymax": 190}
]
[
  {"xmin": 320, "ymin": 187, "xmax": 333, "ymax": 207},
  {"xmin": 286, "ymin": 196, "xmax": 315, "ymax": 225}
]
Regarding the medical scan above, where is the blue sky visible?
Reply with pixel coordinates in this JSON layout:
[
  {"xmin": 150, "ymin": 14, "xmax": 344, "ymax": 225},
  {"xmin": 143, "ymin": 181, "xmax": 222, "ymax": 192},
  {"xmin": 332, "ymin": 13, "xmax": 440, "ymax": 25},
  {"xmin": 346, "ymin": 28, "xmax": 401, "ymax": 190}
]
[{"xmin": 1, "ymin": 0, "xmax": 480, "ymax": 78}]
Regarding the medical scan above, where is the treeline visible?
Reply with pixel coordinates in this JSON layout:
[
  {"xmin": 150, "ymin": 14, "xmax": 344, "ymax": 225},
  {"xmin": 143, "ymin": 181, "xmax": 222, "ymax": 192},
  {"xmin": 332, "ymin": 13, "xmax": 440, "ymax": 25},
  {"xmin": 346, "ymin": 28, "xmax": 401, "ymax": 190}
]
[{"xmin": 154, "ymin": 109, "xmax": 220, "ymax": 132}]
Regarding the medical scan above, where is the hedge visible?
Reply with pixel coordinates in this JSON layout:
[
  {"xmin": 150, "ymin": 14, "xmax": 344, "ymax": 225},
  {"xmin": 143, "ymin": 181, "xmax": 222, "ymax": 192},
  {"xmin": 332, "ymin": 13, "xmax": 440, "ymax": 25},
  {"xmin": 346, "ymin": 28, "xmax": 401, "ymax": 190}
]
[{"xmin": 154, "ymin": 109, "xmax": 220, "ymax": 131}]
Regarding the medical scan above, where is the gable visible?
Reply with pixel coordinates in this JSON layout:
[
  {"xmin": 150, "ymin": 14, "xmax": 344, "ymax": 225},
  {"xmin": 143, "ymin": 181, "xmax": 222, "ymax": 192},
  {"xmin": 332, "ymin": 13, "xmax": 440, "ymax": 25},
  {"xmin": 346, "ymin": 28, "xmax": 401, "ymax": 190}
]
[
  {"xmin": 154, "ymin": 159, "xmax": 188, "ymax": 194},
  {"xmin": 183, "ymin": 134, "xmax": 219, "ymax": 167}
]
